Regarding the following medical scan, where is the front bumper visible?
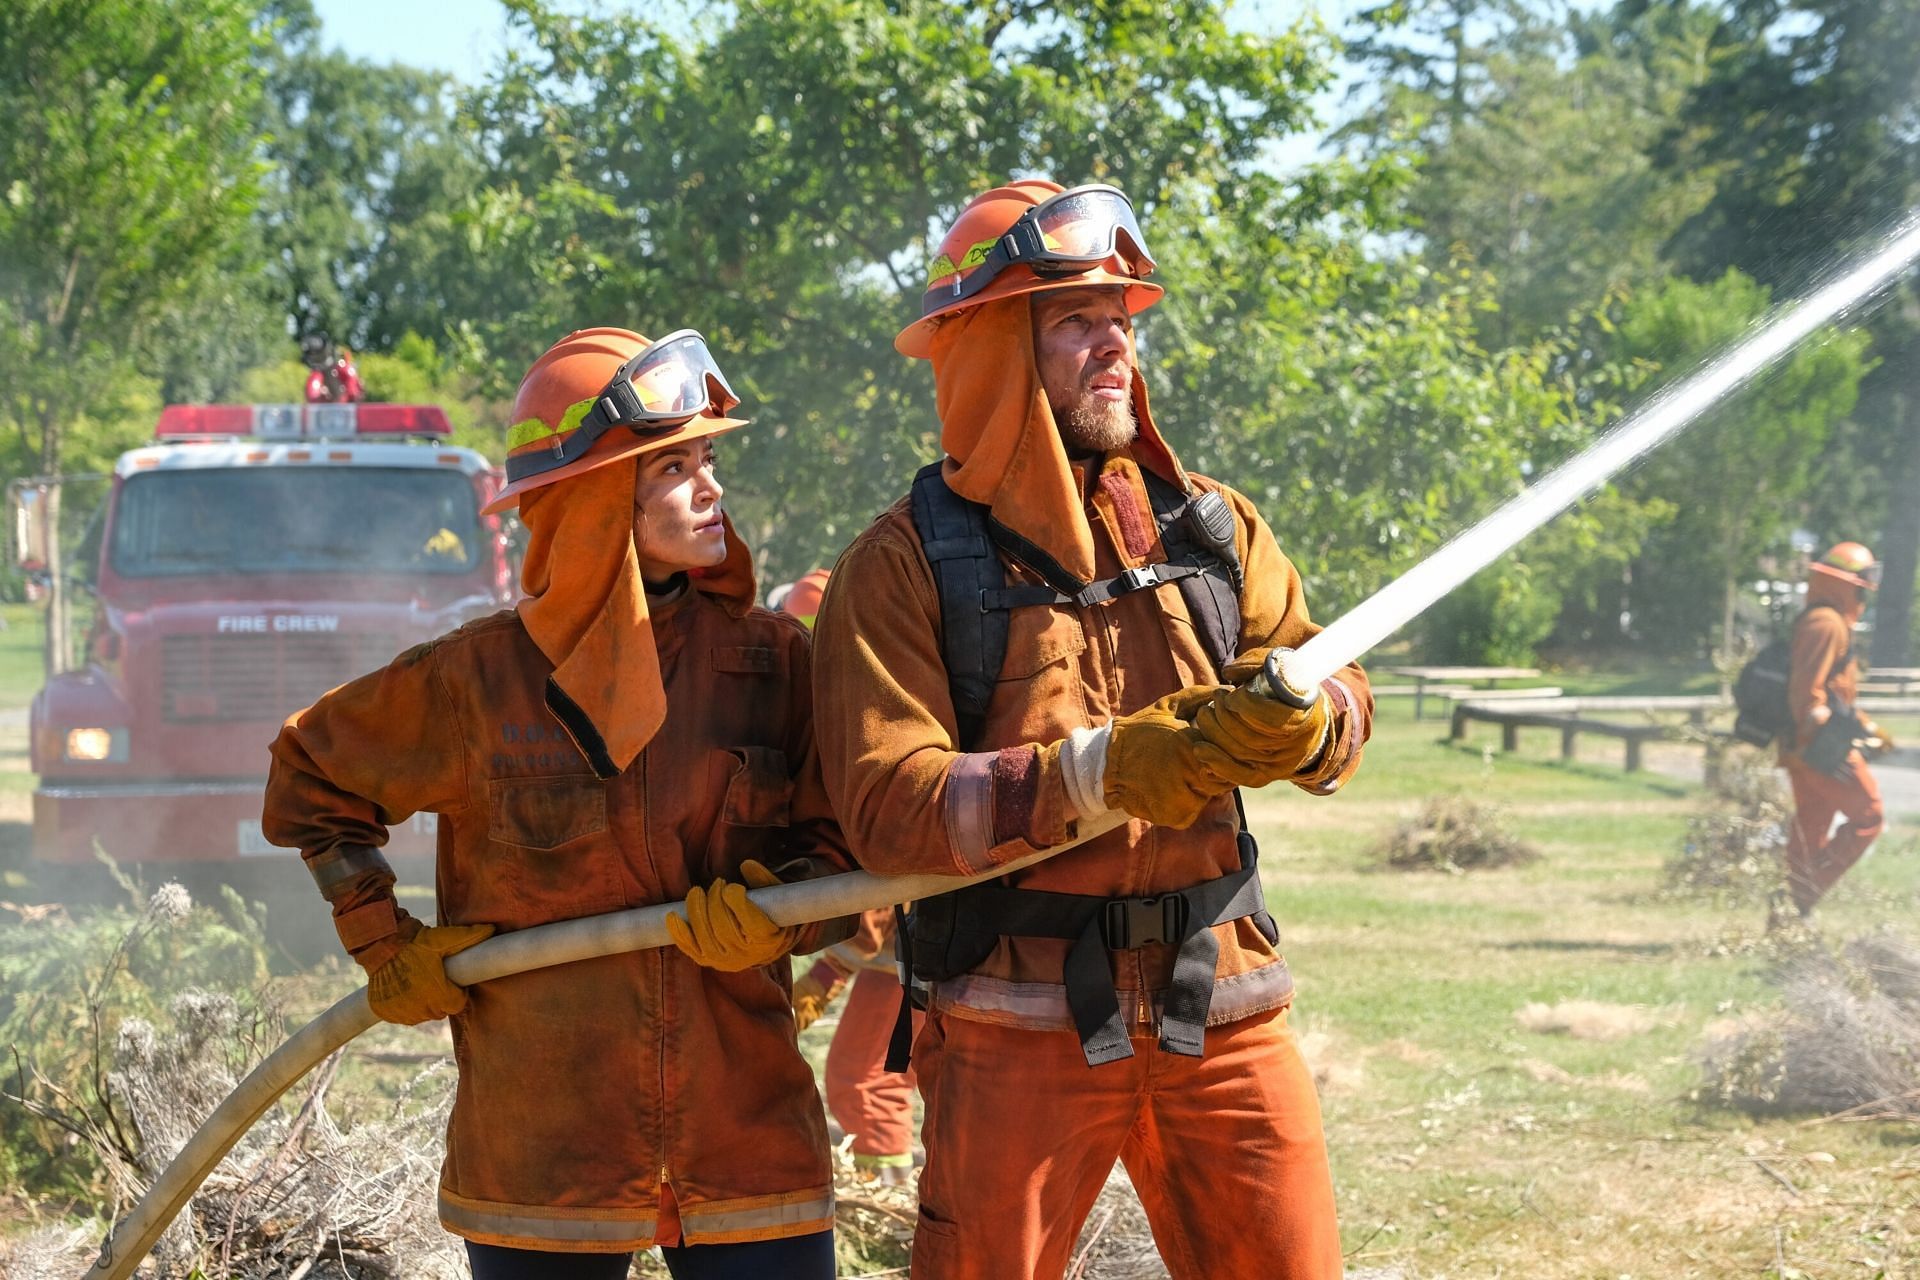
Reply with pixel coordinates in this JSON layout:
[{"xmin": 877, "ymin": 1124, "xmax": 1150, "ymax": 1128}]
[{"xmin": 32, "ymin": 778, "xmax": 439, "ymax": 870}]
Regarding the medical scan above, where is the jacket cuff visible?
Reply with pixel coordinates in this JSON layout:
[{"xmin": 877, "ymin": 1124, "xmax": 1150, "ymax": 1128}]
[{"xmin": 1293, "ymin": 678, "xmax": 1363, "ymax": 795}]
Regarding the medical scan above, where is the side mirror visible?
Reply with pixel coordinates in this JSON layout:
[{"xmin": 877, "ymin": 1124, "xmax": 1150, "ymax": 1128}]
[{"xmin": 9, "ymin": 482, "xmax": 52, "ymax": 572}]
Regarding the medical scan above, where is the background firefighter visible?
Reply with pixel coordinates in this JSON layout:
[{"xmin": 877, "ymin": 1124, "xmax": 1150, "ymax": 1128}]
[
  {"xmin": 1781, "ymin": 541, "xmax": 1893, "ymax": 917},
  {"xmin": 263, "ymin": 327, "xmax": 851, "ymax": 1280},
  {"xmin": 777, "ymin": 569, "xmax": 927, "ymax": 1185},
  {"xmin": 812, "ymin": 179, "xmax": 1372, "ymax": 1279}
]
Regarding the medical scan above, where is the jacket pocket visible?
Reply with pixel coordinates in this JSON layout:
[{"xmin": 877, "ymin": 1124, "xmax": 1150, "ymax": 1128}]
[
  {"xmin": 997, "ymin": 607, "xmax": 1088, "ymax": 681},
  {"xmin": 489, "ymin": 773, "xmax": 609, "ymax": 849},
  {"xmin": 706, "ymin": 746, "xmax": 793, "ymax": 877},
  {"xmin": 488, "ymin": 774, "xmax": 622, "ymax": 926},
  {"xmin": 987, "ymin": 607, "xmax": 1089, "ymax": 741}
]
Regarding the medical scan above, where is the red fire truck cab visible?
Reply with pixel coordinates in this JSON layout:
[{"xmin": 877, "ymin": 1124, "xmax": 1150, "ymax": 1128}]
[{"xmin": 26, "ymin": 402, "xmax": 513, "ymax": 892}]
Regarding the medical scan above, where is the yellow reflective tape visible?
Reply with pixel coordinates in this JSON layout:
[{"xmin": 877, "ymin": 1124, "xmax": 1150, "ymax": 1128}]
[
  {"xmin": 957, "ymin": 235, "xmax": 999, "ymax": 270},
  {"xmin": 504, "ymin": 395, "xmax": 598, "ymax": 452},
  {"xmin": 926, "ymin": 235, "xmax": 1003, "ymax": 286}
]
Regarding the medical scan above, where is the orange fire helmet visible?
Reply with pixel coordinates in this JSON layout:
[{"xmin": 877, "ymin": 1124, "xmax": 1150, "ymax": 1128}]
[
  {"xmin": 484, "ymin": 327, "xmax": 748, "ymax": 515},
  {"xmin": 777, "ymin": 569, "xmax": 831, "ymax": 627},
  {"xmin": 1810, "ymin": 541, "xmax": 1881, "ymax": 591},
  {"xmin": 895, "ymin": 179, "xmax": 1164, "ymax": 358}
]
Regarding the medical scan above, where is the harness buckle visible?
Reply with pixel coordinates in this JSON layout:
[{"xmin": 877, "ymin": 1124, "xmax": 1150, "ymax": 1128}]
[
  {"xmin": 1117, "ymin": 565, "xmax": 1158, "ymax": 595},
  {"xmin": 1101, "ymin": 893, "xmax": 1189, "ymax": 949}
]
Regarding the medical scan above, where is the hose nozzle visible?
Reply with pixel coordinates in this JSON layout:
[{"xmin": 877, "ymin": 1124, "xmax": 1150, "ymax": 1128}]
[{"xmin": 1250, "ymin": 648, "xmax": 1318, "ymax": 710}]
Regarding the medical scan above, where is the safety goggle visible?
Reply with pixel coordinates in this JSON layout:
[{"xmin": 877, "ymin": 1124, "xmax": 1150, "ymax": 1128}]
[
  {"xmin": 922, "ymin": 184, "xmax": 1157, "ymax": 315},
  {"xmin": 508, "ymin": 330, "xmax": 740, "ymax": 486},
  {"xmin": 1860, "ymin": 561, "xmax": 1884, "ymax": 588},
  {"xmin": 583, "ymin": 329, "xmax": 739, "ymax": 432}
]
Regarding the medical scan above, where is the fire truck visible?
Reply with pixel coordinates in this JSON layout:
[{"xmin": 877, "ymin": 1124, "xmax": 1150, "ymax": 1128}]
[{"xmin": 13, "ymin": 400, "xmax": 514, "ymax": 897}]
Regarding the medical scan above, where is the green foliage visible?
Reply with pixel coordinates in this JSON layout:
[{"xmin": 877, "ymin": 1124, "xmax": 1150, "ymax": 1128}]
[
  {"xmin": 0, "ymin": 882, "xmax": 272, "ymax": 1199},
  {"xmin": 1609, "ymin": 270, "xmax": 1872, "ymax": 655},
  {"xmin": 1660, "ymin": 0, "xmax": 1920, "ymax": 665},
  {"xmin": 1418, "ymin": 561, "xmax": 1561, "ymax": 666},
  {"xmin": 415, "ymin": 0, "xmax": 1340, "ymax": 582},
  {"xmin": 0, "ymin": 0, "xmax": 267, "ymax": 472},
  {"xmin": 1148, "ymin": 171, "xmax": 1658, "ymax": 651}
]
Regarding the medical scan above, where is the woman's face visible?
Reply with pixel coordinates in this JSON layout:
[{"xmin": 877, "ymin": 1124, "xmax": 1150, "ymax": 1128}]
[{"xmin": 632, "ymin": 438, "xmax": 727, "ymax": 580}]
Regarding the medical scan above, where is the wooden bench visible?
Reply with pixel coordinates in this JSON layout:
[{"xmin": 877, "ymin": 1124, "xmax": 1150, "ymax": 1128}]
[
  {"xmin": 1450, "ymin": 700, "xmax": 1690, "ymax": 772},
  {"xmin": 1449, "ymin": 686, "xmax": 1564, "ymax": 706},
  {"xmin": 1385, "ymin": 665, "xmax": 1543, "ymax": 720}
]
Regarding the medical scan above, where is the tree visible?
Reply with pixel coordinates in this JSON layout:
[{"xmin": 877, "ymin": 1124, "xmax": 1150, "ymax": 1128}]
[
  {"xmin": 1145, "ymin": 170, "xmax": 1672, "ymax": 664},
  {"xmin": 1661, "ymin": 0, "xmax": 1920, "ymax": 662},
  {"xmin": 1342, "ymin": 0, "xmax": 1722, "ymax": 348},
  {"xmin": 1613, "ymin": 270, "xmax": 1872, "ymax": 662},
  {"xmin": 0, "ymin": 0, "xmax": 266, "ymax": 666},
  {"xmin": 427, "ymin": 0, "xmax": 1341, "ymax": 583}
]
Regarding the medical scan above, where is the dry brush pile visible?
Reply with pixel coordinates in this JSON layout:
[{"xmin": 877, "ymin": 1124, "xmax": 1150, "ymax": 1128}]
[
  {"xmin": 1700, "ymin": 931, "xmax": 1920, "ymax": 1120},
  {"xmin": 1371, "ymin": 793, "xmax": 1539, "ymax": 874},
  {"xmin": 1665, "ymin": 741, "xmax": 1791, "ymax": 901}
]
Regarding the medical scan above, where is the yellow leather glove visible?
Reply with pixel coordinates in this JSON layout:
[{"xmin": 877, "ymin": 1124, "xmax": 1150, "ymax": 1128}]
[
  {"xmin": 366, "ymin": 920, "xmax": 496, "ymax": 1026},
  {"xmin": 1188, "ymin": 677, "xmax": 1333, "ymax": 788},
  {"xmin": 666, "ymin": 860, "xmax": 799, "ymax": 972},
  {"xmin": 1099, "ymin": 684, "xmax": 1239, "ymax": 829},
  {"xmin": 1860, "ymin": 716, "xmax": 1895, "ymax": 756},
  {"xmin": 792, "ymin": 956, "xmax": 852, "ymax": 1032}
]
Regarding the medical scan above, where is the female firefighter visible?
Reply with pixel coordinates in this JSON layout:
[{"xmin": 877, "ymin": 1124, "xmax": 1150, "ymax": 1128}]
[{"xmin": 263, "ymin": 327, "xmax": 850, "ymax": 1280}]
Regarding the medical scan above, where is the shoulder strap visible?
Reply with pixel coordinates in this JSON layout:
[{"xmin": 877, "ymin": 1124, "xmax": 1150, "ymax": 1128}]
[
  {"xmin": 1142, "ymin": 471, "xmax": 1242, "ymax": 675},
  {"xmin": 910, "ymin": 463, "xmax": 1007, "ymax": 750}
]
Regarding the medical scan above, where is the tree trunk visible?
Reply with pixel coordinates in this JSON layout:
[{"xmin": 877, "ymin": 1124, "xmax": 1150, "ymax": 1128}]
[
  {"xmin": 38, "ymin": 404, "xmax": 65, "ymax": 677},
  {"xmin": 1719, "ymin": 568, "xmax": 1738, "ymax": 699},
  {"xmin": 1870, "ymin": 368, "xmax": 1918, "ymax": 668}
]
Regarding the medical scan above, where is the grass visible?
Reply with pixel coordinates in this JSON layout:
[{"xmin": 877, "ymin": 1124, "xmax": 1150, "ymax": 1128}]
[
  {"xmin": 8, "ymin": 669, "xmax": 1918, "ymax": 1276},
  {"xmin": 0, "ymin": 602, "xmax": 44, "ymax": 713},
  {"xmin": 1253, "ymin": 696, "xmax": 1920, "ymax": 1278}
]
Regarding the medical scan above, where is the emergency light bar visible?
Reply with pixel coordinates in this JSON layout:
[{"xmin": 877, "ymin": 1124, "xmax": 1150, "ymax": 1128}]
[{"xmin": 155, "ymin": 404, "xmax": 453, "ymax": 441}]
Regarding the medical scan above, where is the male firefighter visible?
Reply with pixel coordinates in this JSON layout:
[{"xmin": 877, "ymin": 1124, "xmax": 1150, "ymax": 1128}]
[
  {"xmin": 1782, "ymin": 541, "xmax": 1892, "ymax": 916},
  {"xmin": 264, "ymin": 327, "xmax": 848, "ymax": 1280},
  {"xmin": 812, "ymin": 179, "xmax": 1372, "ymax": 1278},
  {"xmin": 778, "ymin": 570, "xmax": 925, "ymax": 1186}
]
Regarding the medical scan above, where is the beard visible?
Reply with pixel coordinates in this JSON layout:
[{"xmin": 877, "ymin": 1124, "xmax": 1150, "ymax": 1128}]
[{"xmin": 1057, "ymin": 392, "xmax": 1138, "ymax": 454}]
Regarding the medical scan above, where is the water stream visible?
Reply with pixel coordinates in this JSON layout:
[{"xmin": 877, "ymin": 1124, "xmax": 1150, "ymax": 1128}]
[{"xmin": 1291, "ymin": 214, "xmax": 1920, "ymax": 689}]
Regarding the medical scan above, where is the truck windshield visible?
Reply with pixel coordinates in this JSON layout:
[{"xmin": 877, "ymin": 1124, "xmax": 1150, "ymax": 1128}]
[{"xmin": 110, "ymin": 467, "xmax": 483, "ymax": 577}]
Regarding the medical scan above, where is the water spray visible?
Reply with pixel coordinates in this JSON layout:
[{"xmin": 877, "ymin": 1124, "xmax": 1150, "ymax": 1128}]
[
  {"xmin": 1284, "ymin": 214, "xmax": 1920, "ymax": 692},
  {"xmin": 86, "ymin": 215, "xmax": 1920, "ymax": 1279}
]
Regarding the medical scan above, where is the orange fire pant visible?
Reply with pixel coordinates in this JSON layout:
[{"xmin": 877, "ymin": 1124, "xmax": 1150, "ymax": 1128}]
[
  {"xmin": 1784, "ymin": 752, "xmax": 1884, "ymax": 913},
  {"xmin": 909, "ymin": 1004, "xmax": 1342, "ymax": 1280},
  {"xmin": 824, "ymin": 969, "xmax": 920, "ymax": 1159}
]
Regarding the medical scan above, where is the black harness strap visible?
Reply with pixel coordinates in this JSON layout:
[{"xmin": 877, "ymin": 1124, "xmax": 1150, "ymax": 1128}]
[
  {"xmin": 956, "ymin": 830, "xmax": 1270, "ymax": 1063},
  {"xmin": 910, "ymin": 462, "xmax": 1009, "ymax": 750},
  {"xmin": 894, "ymin": 463, "xmax": 1267, "ymax": 1069}
]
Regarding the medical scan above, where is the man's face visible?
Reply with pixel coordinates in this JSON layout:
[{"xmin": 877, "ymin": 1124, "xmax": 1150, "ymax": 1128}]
[
  {"xmin": 1031, "ymin": 285, "xmax": 1138, "ymax": 454},
  {"xmin": 632, "ymin": 438, "xmax": 727, "ymax": 580}
]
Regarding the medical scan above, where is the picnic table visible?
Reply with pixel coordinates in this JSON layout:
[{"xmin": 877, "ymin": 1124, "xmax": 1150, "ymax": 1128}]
[
  {"xmin": 1384, "ymin": 665, "xmax": 1544, "ymax": 720},
  {"xmin": 1861, "ymin": 667, "xmax": 1920, "ymax": 696}
]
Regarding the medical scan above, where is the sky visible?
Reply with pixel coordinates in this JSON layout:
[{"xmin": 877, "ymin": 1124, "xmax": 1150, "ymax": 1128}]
[
  {"xmin": 308, "ymin": 0, "xmax": 1373, "ymax": 171},
  {"xmin": 309, "ymin": 0, "xmax": 1375, "ymax": 79}
]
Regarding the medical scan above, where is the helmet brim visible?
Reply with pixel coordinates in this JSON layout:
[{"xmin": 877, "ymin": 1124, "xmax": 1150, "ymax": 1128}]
[
  {"xmin": 1809, "ymin": 561, "xmax": 1878, "ymax": 591},
  {"xmin": 483, "ymin": 413, "xmax": 749, "ymax": 515},
  {"xmin": 894, "ymin": 268, "xmax": 1163, "ymax": 359}
]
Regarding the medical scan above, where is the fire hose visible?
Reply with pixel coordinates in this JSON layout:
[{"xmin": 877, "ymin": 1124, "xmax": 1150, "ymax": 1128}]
[{"xmin": 88, "ymin": 215, "xmax": 1920, "ymax": 1278}]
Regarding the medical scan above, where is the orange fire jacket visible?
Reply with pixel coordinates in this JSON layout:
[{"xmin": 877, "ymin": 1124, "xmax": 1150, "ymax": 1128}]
[
  {"xmin": 812, "ymin": 451, "xmax": 1371, "ymax": 1035},
  {"xmin": 1788, "ymin": 597, "xmax": 1861, "ymax": 752},
  {"xmin": 264, "ymin": 590, "xmax": 851, "ymax": 1251}
]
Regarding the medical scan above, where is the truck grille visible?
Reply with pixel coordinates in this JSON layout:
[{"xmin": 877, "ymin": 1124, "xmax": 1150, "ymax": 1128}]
[{"xmin": 161, "ymin": 633, "xmax": 405, "ymax": 724}]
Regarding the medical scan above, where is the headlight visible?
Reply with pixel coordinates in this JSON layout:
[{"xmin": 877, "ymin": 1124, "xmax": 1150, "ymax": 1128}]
[{"xmin": 65, "ymin": 728, "xmax": 128, "ymax": 763}]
